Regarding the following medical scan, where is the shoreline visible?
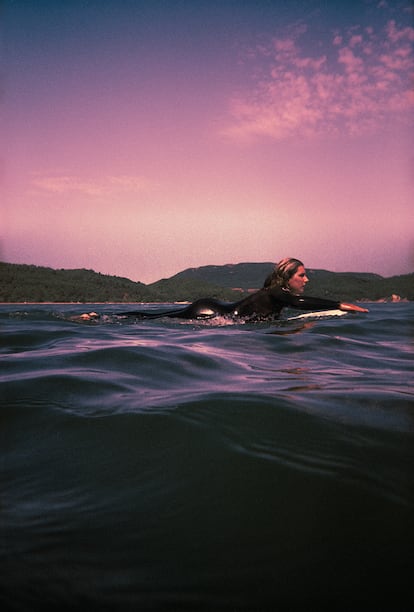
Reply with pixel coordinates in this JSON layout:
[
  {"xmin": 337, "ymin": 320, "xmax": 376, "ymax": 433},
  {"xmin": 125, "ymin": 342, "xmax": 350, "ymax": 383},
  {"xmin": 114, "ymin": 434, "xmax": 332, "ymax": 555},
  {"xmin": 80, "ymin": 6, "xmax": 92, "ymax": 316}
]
[
  {"xmin": 1, "ymin": 299, "xmax": 410, "ymax": 306},
  {"xmin": 0, "ymin": 301, "xmax": 192, "ymax": 305}
]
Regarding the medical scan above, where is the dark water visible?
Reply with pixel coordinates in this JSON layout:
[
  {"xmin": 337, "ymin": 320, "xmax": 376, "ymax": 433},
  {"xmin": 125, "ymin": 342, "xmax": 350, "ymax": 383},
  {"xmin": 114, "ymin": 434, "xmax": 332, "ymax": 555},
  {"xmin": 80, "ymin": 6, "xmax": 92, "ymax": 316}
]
[{"xmin": 1, "ymin": 303, "xmax": 413, "ymax": 611}]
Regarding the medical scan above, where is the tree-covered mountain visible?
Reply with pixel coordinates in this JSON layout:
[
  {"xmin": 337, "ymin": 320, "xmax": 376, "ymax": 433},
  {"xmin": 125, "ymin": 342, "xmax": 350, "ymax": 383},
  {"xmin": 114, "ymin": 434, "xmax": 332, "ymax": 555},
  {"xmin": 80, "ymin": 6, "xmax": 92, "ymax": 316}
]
[
  {"xmin": 0, "ymin": 262, "xmax": 237, "ymax": 303},
  {"xmin": 161, "ymin": 263, "xmax": 413, "ymax": 301},
  {"xmin": 0, "ymin": 261, "xmax": 412, "ymax": 303},
  {"xmin": 0, "ymin": 263, "xmax": 155, "ymax": 303},
  {"xmin": 169, "ymin": 263, "xmax": 276, "ymax": 291}
]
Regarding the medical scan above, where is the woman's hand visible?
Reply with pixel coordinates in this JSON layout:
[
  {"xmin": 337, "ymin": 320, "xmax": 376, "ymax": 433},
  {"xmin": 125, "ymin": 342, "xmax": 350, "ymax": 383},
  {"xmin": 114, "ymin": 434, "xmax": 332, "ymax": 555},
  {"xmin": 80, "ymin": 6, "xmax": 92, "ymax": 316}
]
[{"xmin": 339, "ymin": 302, "xmax": 369, "ymax": 313}]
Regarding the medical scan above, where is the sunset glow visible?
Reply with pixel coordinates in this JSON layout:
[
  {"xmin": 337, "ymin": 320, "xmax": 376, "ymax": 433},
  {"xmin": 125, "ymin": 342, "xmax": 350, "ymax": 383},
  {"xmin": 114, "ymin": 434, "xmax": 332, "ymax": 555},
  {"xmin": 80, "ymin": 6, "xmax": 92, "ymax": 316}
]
[{"xmin": 2, "ymin": 0, "xmax": 413, "ymax": 283}]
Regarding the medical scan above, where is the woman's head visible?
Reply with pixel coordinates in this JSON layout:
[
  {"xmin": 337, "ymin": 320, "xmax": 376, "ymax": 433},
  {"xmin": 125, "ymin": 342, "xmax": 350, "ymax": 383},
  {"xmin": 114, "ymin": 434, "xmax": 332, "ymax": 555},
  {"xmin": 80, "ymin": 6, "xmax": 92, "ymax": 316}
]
[{"xmin": 264, "ymin": 257, "xmax": 308, "ymax": 293}]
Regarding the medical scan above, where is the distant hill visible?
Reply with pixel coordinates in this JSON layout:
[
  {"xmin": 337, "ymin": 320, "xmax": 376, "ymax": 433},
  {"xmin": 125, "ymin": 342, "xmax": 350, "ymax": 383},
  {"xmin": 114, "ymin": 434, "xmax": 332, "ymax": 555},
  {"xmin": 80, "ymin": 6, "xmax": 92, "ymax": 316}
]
[
  {"xmin": 161, "ymin": 263, "xmax": 413, "ymax": 301},
  {"xmin": 1, "ymin": 261, "xmax": 413, "ymax": 303},
  {"xmin": 147, "ymin": 276, "xmax": 237, "ymax": 302},
  {"xmin": 0, "ymin": 262, "xmax": 155, "ymax": 303},
  {"xmin": 169, "ymin": 262, "xmax": 275, "ymax": 291},
  {"xmin": 0, "ymin": 262, "xmax": 237, "ymax": 303}
]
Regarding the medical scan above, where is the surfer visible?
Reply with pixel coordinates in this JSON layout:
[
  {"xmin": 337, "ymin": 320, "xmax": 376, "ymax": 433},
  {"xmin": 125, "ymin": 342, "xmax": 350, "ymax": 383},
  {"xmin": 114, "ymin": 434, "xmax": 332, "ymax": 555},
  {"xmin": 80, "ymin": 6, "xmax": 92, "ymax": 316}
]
[{"xmin": 91, "ymin": 257, "xmax": 366, "ymax": 321}]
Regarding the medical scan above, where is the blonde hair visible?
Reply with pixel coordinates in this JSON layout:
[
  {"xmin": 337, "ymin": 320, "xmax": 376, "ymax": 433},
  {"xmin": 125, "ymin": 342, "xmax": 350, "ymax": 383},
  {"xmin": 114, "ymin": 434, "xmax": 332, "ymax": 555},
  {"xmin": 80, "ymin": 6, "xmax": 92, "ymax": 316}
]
[{"xmin": 263, "ymin": 257, "xmax": 304, "ymax": 289}]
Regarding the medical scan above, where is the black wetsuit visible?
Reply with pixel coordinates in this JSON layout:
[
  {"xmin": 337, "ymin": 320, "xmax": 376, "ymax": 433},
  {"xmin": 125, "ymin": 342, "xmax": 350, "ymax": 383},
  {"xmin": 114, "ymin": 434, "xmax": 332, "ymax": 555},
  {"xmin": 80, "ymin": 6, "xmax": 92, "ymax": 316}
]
[{"xmin": 119, "ymin": 286, "xmax": 341, "ymax": 320}]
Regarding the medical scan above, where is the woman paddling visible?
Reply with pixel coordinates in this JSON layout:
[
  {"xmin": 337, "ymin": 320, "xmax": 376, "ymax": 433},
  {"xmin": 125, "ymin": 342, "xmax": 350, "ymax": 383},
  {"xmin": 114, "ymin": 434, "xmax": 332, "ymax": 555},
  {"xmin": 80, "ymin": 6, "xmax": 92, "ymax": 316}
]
[{"xmin": 103, "ymin": 257, "xmax": 367, "ymax": 321}]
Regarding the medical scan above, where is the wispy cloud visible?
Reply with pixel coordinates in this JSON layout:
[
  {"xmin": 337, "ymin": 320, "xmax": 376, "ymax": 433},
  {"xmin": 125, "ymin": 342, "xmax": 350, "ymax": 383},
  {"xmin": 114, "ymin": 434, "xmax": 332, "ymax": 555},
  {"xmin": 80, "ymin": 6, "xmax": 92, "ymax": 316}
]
[
  {"xmin": 30, "ymin": 174, "xmax": 155, "ymax": 197},
  {"xmin": 107, "ymin": 175, "xmax": 154, "ymax": 192},
  {"xmin": 222, "ymin": 12, "xmax": 414, "ymax": 142},
  {"xmin": 31, "ymin": 176, "xmax": 105, "ymax": 197}
]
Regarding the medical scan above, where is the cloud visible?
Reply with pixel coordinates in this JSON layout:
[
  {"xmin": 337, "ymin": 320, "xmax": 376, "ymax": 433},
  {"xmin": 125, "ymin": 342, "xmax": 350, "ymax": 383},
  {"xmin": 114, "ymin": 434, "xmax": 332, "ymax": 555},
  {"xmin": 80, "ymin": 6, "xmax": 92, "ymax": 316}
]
[
  {"xmin": 31, "ymin": 176, "xmax": 105, "ymax": 197},
  {"xmin": 222, "ymin": 11, "xmax": 414, "ymax": 142},
  {"xmin": 108, "ymin": 175, "xmax": 154, "ymax": 192},
  {"xmin": 30, "ymin": 174, "xmax": 155, "ymax": 198}
]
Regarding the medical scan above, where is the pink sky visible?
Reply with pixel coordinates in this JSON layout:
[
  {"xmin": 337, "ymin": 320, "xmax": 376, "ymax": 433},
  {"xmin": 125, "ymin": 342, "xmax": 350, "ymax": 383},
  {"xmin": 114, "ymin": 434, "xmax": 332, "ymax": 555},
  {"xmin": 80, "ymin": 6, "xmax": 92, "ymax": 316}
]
[{"xmin": 2, "ymin": 0, "xmax": 413, "ymax": 283}]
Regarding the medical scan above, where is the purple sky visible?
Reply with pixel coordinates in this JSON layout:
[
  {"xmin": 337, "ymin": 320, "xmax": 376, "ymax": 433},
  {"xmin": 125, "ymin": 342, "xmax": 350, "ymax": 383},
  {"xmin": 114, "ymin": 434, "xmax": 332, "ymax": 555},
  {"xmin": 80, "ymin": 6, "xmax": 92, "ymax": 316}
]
[{"xmin": 2, "ymin": 0, "xmax": 413, "ymax": 283}]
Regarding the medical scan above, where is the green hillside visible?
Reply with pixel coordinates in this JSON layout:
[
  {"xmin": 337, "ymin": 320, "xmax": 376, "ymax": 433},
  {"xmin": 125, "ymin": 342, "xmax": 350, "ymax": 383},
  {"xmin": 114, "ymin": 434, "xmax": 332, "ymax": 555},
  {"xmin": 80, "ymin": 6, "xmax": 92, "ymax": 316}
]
[
  {"xmin": 0, "ymin": 263, "xmax": 155, "ymax": 303},
  {"xmin": 170, "ymin": 263, "xmax": 413, "ymax": 301},
  {"xmin": 0, "ymin": 261, "xmax": 412, "ymax": 303},
  {"xmin": 147, "ymin": 277, "xmax": 238, "ymax": 302},
  {"xmin": 0, "ymin": 262, "xmax": 237, "ymax": 303},
  {"xmin": 171, "ymin": 263, "xmax": 275, "ymax": 290}
]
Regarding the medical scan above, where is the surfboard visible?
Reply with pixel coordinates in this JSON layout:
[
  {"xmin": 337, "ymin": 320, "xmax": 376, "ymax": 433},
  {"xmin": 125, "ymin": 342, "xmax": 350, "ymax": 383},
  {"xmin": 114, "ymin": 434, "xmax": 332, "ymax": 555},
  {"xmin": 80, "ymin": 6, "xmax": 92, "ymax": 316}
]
[{"xmin": 287, "ymin": 309, "xmax": 347, "ymax": 321}]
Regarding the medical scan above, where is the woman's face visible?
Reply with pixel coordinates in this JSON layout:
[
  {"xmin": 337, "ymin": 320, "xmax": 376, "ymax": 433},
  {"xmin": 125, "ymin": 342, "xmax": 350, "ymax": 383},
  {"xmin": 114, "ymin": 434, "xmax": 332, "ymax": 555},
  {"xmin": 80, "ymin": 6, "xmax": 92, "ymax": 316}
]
[{"xmin": 287, "ymin": 265, "xmax": 309, "ymax": 294}]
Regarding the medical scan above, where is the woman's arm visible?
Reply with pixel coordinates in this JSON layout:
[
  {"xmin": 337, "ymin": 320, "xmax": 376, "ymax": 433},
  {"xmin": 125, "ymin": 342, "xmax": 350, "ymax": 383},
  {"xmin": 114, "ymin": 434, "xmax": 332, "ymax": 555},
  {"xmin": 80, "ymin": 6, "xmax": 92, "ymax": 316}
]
[{"xmin": 269, "ymin": 287, "xmax": 369, "ymax": 313}]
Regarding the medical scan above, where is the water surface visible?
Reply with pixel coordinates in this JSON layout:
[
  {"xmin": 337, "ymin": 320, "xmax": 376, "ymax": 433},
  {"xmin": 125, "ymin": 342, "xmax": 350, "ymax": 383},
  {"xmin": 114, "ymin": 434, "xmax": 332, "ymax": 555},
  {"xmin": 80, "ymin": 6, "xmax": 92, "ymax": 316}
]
[{"xmin": 1, "ymin": 303, "xmax": 413, "ymax": 611}]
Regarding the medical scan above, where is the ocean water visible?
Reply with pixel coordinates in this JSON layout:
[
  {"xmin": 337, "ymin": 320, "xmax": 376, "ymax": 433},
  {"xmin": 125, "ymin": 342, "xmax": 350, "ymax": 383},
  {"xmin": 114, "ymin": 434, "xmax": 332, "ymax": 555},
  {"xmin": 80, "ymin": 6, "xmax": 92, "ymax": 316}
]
[{"xmin": 1, "ymin": 302, "xmax": 413, "ymax": 611}]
